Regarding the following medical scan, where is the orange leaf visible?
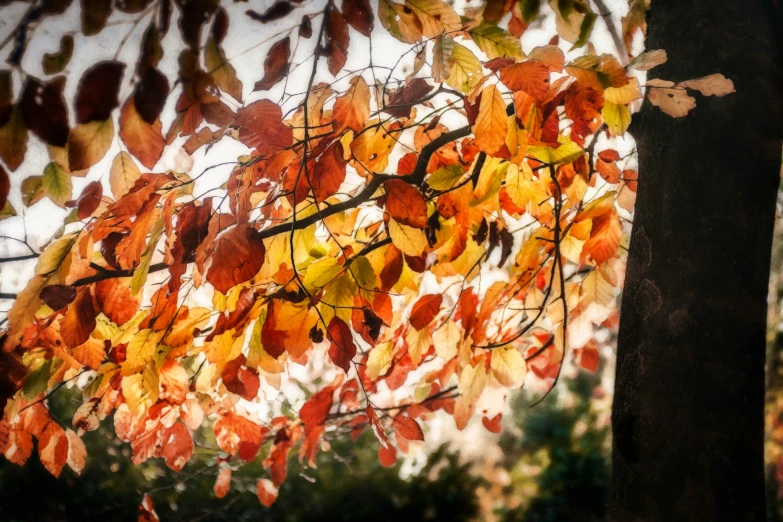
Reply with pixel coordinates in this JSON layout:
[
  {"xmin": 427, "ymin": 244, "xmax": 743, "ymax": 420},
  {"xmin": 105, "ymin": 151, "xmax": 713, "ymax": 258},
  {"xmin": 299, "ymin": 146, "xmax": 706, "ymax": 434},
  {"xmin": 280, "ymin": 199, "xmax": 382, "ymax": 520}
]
[
  {"xmin": 393, "ymin": 416, "xmax": 424, "ymax": 441},
  {"xmin": 38, "ymin": 421, "xmax": 68, "ymax": 477},
  {"xmin": 214, "ymin": 467, "xmax": 231, "ymax": 499},
  {"xmin": 300, "ymin": 387, "xmax": 333, "ymax": 434},
  {"xmin": 500, "ymin": 61, "xmax": 551, "ymax": 101},
  {"xmin": 257, "ymin": 477, "xmax": 279, "ymax": 507},
  {"xmin": 332, "ymin": 76, "xmax": 370, "ymax": 134},
  {"xmin": 118, "ymin": 99, "xmax": 163, "ymax": 169},
  {"xmin": 472, "ymin": 84, "xmax": 508, "ymax": 155},
  {"xmin": 410, "ymin": 294, "xmax": 443, "ymax": 330},
  {"xmin": 161, "ymin": 422, "xmax": 193, "ymax": 472},
  {"xmin": 384, "ymin": 179, "xmax": 428, "ymax": 229},
  {"xmin": 214, "ymin": 411, "xmax": 267, "ymax": 462}
]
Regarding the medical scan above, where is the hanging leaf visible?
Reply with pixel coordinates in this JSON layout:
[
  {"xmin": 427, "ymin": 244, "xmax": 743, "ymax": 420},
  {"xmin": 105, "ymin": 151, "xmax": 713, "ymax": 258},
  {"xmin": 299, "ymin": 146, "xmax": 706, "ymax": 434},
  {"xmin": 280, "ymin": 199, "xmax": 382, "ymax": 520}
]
[{"xmin": 254, "ymin": 37, "xmax": 291, "ymax": 92}]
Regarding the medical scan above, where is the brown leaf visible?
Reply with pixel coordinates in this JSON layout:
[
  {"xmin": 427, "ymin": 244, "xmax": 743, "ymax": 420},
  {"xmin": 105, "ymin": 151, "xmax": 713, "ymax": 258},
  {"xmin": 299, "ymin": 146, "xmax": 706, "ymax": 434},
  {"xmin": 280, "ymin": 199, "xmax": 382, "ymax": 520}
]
[
  {"xmin": 342, "ymin": 0, "xmax": 373, "ymax": 36},
  {"xmin": 237, "ymin": 99, "xmax": 293, "ymax": 156},
  {"xmin": 221, "ymin": 354, "xmax": 261, "ymax": 400},
  {"xmin": 0, "ymin": 105, "xmax": 28, "ymax": 171},
  {"xmin": 299, "ymin": 15, "xmax": 313, "ymax": 38},
  {"xmin": 75, "ymin": 61, "xmax": 125, "ymax": 123},
  {"xmin": 384, "ymin": 179, "xmax": 428, "ymax": 229},
  {"xmin": 20, "ymin": 77, "xmax": 69, "ymax": 147},
  {"xmin": 207, "ymin": 224, "xmax": 266, "ymax": 294},
  {"xmin": 246, "ymin": 1, "xmax": 293, "ymax": 23},
  {"xmin": 40, "ymin": 285, "xmax": 77, "ymax": 310},
  {"xmin": 74, "ymin": 181, "xmax": 103, "ymax": 220},
  {"xmin": 254, "ymin": 37, "xmax": 291, "ymax": 91},
  {"xmin": 410, "ymin": 294, "xmax": 442, "ymax": 330},
  {"xmin": 134, "ymin": 68, "xmax": 169, "ymax": 124},
  {"xmin": 324, "ymin": 5, "xmax": 350, "ymax": 75}
]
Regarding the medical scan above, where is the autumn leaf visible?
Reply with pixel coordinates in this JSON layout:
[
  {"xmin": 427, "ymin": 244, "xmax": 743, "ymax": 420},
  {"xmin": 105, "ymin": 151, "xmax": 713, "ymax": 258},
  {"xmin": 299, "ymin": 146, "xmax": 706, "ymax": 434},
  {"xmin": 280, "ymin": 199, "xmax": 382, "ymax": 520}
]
[
  {"xmin": 324, "ymin": 5, "xmax": 350, "ymax": 75},
  {"xmin": 207, "ymin": 224, "xmax": 266, "ymax": 294},
  {"xmin": 237, "ymin": 99, "xmax": 293, "ymax": 155},
  {"xmin": 384, "ymin": 179, "xmax": 428, "ymax": 228},
  {"xmin": 343, "ymin": 0, "xmax": 374, "ymax": 36},
  {"xmin": 410, "ymin": 294, "xmax": 442, "ymax": 330},
  {"xmin": 254, "ymin": 37, "xmax": 291, "ymax": 91},
  {"xmin": 473, "ymin": 84, "xmax": 508, "ymax": 155},
  {"xmin": 68, "ymin": 119, "xmax": 114, "ymax": 171},
  {"xmin": 327, "ymin": 317, "xmax": 357, "ymax": 373},
  {"xmin": 332, "ymin": 76, "xmax": 370, "ymax": 134},
  {"xmin": 119, "ymin": 99, "xmax": 164, "ymax": 169}
]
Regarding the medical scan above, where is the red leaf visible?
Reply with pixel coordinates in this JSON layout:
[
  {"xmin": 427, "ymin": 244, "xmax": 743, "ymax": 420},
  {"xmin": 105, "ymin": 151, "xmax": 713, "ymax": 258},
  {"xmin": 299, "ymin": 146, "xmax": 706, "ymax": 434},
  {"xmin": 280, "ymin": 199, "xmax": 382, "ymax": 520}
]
[
  {"xmin": 385, "ymin": 79, "xmax": 434, "ymax": 118},
  {"xmin": 410, "ymin": 294, "xmax": 442, "ymax": 330},
  {"xmin": 327, "ymin": 317, "xmax": 357, "ymax": 373},
  {"xmin": 94, "ymin": 278, "xmax": 139, "ymax": 325},
  {"xmin": 207, "ymin": 224, "xmax": 265, "ymax": 294},
  {"xmin": 237, "ymin": 99, "xmax": 293, "ymax": 156},
  {"xmin": 61, "ymin": 288, "xmax": 97, "ymax": 348},
  {"xmin": 342, "ymin": 0, "xmax": 374, "ymax": 36},
  {"xmin": 378, "ymin": 443, "xmax": 397, "ymax": 467},
  {"xmin": 254, "ymin": 37, "xmax": 291, "ymax": 91},
  {"xmin": 300, "ymin": 387, "xmax": 333, "ymax": 434},
  {"xmin": 383, "ymin": 179, "xmax": 428, "ymax": 229},
  {"xmin": 161, "ymin": 423, "xmax": 193, "ymax": 472},
  {"xmin": 311, "ymin": 141, "xmax": 347, "ymax": 202},
  {"xmin": 393, "ymin": 416, "xmax": 424, "ymax": 441},
  {"xmin": 324, "ymin": 5, "xmax": 350, "ymax": 75},
  {"xmin": 482, "ymin": 413, "xmax": 503, "ymax": 433},
  {"xmin": 75, "ymin": 181, "xmax": 103, "ymax": 220},
  {"xmin": 222, "ymin": 355, "xmax": 261, "ymax": 400}
]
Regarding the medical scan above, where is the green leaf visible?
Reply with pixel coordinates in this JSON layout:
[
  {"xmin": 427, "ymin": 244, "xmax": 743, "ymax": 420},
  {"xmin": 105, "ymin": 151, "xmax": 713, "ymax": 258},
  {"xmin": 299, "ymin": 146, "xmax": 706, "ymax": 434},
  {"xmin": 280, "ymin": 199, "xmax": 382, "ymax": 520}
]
[
  {"xmin": 23, "ymin": 359, "xmax": 52, "ymax": 398},
  {"xmin": 42, "ymin": 35, "xmax": 74, "ymax": 75},
  {"xmin": 445, "ymin": 43, "xmax": 483, "ymax": 93},
  {"xmin": 520, "ymin": 0, "xmax": 542, "ymax": 22},
  {"xmin": 469, "ymin": 23, "xmax": 523, "ymax": 59},
  {"xmin": 0, "ymin": 201, "xmax": 17, "ymax": 221},
  {"xmin": 427, "ymin": 164, "xmax": 465, "ymax": 191},
  {"xmin": 528, "ymin": 136, "xmax": 584, "ymax": 165},
  {"xmin": 42, "ymin": 162, "xmax": 72, "ymax": 208}
]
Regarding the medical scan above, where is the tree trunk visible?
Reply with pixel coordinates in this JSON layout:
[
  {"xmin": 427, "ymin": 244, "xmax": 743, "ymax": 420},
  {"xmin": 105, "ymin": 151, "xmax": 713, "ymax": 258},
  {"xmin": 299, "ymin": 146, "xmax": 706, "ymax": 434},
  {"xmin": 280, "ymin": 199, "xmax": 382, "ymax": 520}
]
[{"xmin": 612, "ymin": 1, "xmax": 783, "ymax": 521}]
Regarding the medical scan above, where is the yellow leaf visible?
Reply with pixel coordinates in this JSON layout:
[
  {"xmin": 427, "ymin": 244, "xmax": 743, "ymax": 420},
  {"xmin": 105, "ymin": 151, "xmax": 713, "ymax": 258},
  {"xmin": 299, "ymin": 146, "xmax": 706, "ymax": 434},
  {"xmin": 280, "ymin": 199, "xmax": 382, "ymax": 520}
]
[
  {"xmin": 490, "ymin": 346, "xmax": 527, "ymax": 387},
  {"xmin": 405, "ymin": 326, "xmax": 432, "ymax": 366},
  {"xmin": 602, "ymin": 101, "xmax": 631, "ymax": 135},
  {"xmin": 454, "ymin": 357, "xmax": 488, "ymax": 430},
  {"xmin": 42, "ymin": 162, "xmax": 72, "ymax": 208},
  {"xmin": 473, "ymin": 84, "xmax": 508, "ymax": 155},
  {"xmin": 109, "ymin": 151, "xmax": 141, "ymax": 198},
  {"xmin": 205, "ymin": 38, "xmax": 243, "ymax": 103},
  {"xmin": 405, "ymin": 0, "xmax": 462, "ymax": 38},
  {"xmin": 36, "ymin": 234, "xmax": 75, "ymax": 275},
  {"xmin": 379, "ymin": 0, "xmax": 423, "ymax": 44},
  {"xmin": 67, "ymin": 119, "xmax": 114, "ymax": 171},
  {"xmin": 321, "ymin": 273, "xmax": 356, "ymax": 324},
  {"xmin": 603, "ymin": 77, "xmax": 642, "ymax": 105},
  {"xmin": 122, "ymin": 361, "xmax": 159, "ymax": 415},
  {"xmin": 122, "ymin": 329, "xmax": 163, "ymax": 376},
  {"xmin": 131, "ymin": 218, "xmax": 164, "ymax": 294},
  {"xmin": 303, "ymin": 257, "xmax": 341, "ymax": 293},
  {"xmin": 580, "ymin": 268, "xmax": 615, "ymax": 307},
  {"xmin": 432, "ymin": 320, "xmax": 460, "ymax": 360},
  {"xmin": 469, "ymin": 22, "xmax": 522, "ymax": 59},
  {"xmin": 388, "ymin": 218, "xmax": 428, "ymax": 257},
  {"xmin": 367, "ymin": 341, "xmax": 393, "ymax": 379},
  {"xmin": 446, "ymin": 43, "xmax": 483, "ymax": 93},
  {"xmin": 6, "ymin": 275, "xmax": 45, "ymax": 339}
]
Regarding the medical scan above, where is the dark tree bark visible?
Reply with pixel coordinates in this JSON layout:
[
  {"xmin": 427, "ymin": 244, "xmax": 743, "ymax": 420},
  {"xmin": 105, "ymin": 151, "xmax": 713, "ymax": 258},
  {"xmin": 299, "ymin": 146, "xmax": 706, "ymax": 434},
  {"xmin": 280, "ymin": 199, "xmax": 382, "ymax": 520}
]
[{"xmin": 612, "ymin": 1, "xmax": 783, "ymax": 521}]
